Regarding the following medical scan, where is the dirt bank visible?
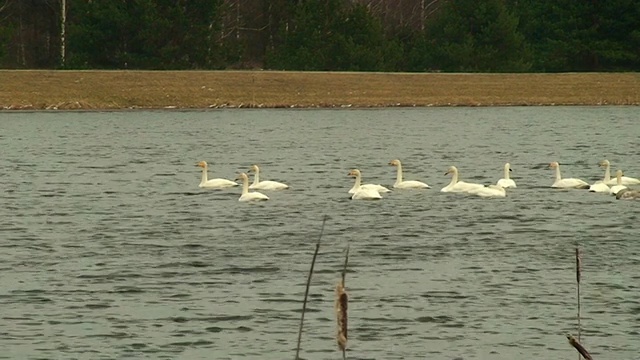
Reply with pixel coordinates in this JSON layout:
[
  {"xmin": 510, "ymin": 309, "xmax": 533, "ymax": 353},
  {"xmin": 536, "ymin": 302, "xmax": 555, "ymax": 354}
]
[{"xmin": 1, "ymin": 70, "xmax": 639, "ymax": 110}]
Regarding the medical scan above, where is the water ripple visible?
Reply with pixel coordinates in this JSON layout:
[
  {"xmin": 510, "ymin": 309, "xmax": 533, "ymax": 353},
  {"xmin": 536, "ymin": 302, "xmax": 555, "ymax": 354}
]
[{"xmin": 0, "ymin": 108, "xmax": 639, "ymax": 359}]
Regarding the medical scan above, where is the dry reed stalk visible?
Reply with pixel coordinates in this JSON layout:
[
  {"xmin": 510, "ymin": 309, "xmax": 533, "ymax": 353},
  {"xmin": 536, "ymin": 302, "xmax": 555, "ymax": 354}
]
[
  {"xmin": 567, "ymin": 334, "xmax": 593, "ymax": 360},
  {"xmin": 295, "ymin": 215, "xmax": 328, "ymax": 360},
  {"xmin": 335, "ymin": 245, "xmax": 350, "ymax": 359},
  {"xmin": 576, "ymin": 247, "xmax": 582, "ymax": 354}
]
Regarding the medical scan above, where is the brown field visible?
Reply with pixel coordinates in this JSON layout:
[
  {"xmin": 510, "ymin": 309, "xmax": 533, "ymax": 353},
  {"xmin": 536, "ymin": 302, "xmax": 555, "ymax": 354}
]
[{"xmin": 1, "ymin": 70, "xmax": 639, "ymax": 110}]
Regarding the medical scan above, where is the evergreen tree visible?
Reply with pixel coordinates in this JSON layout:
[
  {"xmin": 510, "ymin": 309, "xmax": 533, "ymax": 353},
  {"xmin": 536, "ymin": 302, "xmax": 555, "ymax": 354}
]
[
  {"xmin": 425, "ymin": 0, "xmax": 531, "ymax": 72},
  {"xmin": 67, "ymin": 0, "xmax": 227, "ymax": 69},
  {"xmin": 266, "ymin": 0, "xmax": 392, "ymax": 71}
]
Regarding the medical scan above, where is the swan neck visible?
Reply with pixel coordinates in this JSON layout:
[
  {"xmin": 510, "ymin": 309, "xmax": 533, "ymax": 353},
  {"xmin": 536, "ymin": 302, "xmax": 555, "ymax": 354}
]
[
  {"xmin": 252, "ymin": 169, "xmax": 260, "ymax": 186},
  {"xmin": 242, "ymin": 176, "xmax": 250, "ymax": 194},
  {"xmin": 603, "ymin": 164, "xmax": 611, "ymax": 181},
  {"xmin": 353, "ymin": 174, "xmax": 362, "ymax": 188},
  {"xmin": 617, "ymin": 173, "xmax": 622, "ymax": 185},
  {"xmin": 554, "ymin": 166, "xmax": 562, "ymax": 181},
  {"xmin": 449, "ymin": 170, "xmax": 459, "ymax": 186},
  {"xmin": 395, "ymin": 164, "xmax": 403, "ymax": 185},
  {"xmin": 200, "ymin": 166, "xmax": 208, "ymax": 185},
  {"xmin": 504, "ymin": 166, "xmax": 510, "ymax": 180}
]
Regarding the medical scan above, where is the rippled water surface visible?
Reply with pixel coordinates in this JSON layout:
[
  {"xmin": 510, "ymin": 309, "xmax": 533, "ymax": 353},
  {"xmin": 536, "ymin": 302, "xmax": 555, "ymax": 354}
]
[{"xmin": 1, "ymin": 107, "xmax": 639, "ymax": 359}]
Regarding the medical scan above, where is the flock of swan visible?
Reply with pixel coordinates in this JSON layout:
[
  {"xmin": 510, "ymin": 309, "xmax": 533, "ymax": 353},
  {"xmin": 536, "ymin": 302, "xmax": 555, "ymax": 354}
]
[{"xmin": 196, "ymin": 159, "xmax": 640, "ymax": 202}]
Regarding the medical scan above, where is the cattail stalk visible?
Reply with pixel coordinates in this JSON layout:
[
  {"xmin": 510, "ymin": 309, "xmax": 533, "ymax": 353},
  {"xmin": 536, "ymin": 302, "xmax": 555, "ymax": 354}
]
[
  {"xmin": 576, "ymin": 247, "xmax": 582, "ymax": 352},
  {"xmin": 567, "ymin": 334, "xmax": 593, "ymax": 360},
  {"xmin": 295, "ymin": 215, "xmax": 328, "ymax": 360},
  {"xmin": 335, "ymin": 244, "xmax": 350, "ymax": 359}
]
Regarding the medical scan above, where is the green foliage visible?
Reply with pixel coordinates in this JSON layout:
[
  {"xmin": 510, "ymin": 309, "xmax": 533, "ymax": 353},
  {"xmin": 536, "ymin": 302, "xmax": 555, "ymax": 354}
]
[
  {"xmin": 67, "ymin": 0, "xmax": 227, "ymax": 69},
  {"xmin": 3, "ymin": 0, "xmax": 640, "ymax": 72},
  {"xmin": 0, "ymin": 23, "xmax": 13, "ymax": 64},
  {"xmin": 512, "ymin": 0, "xmax": 640, "ymax": 71},
  {"xmin": 266, "ymin": 1, "xmax": 393, "ymax": 71},
  {"xmin": 426, "ymin": 0, "xmax": 531, "ymax": 72}
]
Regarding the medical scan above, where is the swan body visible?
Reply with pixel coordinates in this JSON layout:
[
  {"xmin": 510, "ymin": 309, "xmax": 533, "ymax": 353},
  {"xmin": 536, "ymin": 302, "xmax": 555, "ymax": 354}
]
[
  {"xmin": 389, "ymin": 159, "xmax": 430, "ymax": 189},
  {"xmin": 616, "ymin": 189, "xmax": 640, "ymax": 200},
  {"xmin": 248, "ymin": 164, "xmax": 289, "ymax": 190},
  {"xmin": 599, "ymin": 160, "xmax": 640, "ymax": 185},
  {"xmin": 196, "ymin": 161, "xmax": 238, "ymax": 188},
  {"xmin": 496, "ymin": 163, "xmax": 516, "ymax": 188},
  {"xmin": 441, "ymin": 166, "xmax": 485, "ymax": 193},
  {"xmin": 609, "ymin": 169, "xmax": 628, "ymax": 196},
  {"xmin": 588, "ymin": 181, "xmax": 610, "ymax": 193},
  {"xmin": 236, "ymin": 173, "xmax": 269, "ymax": 202},
  {"xmin": 548, "ymin": 162, "xmax": 589, "ymax": 189},
  {"xmin": 468, "ymin": 185, "xmax": 507, "ymax": 198},
  {"xmin": 348, "ymin": 169, "xmax": 390, "ymax": 194},
  {"xmin": 348, "ymin": 169, "xmax": 382, "ymax": 200}
]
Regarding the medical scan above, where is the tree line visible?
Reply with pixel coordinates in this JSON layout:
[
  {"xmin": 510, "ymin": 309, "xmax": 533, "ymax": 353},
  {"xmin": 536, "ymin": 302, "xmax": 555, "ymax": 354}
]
[{"xmin": 0, "ymin": 0, "xmax": 638, "ymax": 72}]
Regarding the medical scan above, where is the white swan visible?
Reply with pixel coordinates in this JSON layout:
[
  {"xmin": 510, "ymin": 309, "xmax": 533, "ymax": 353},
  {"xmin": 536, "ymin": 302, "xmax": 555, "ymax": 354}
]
[
  {"xmin": 468, "ymin": 184, "xmax": 507, "ymax": 198},
  {"xmin": 616, "ymin": 188, "xmax": 640, "ymax": 200},
  {"xmin": 248, "ymin": 164, "xmax": 289, "ymax": 190},
  {"xmin": 441, "ymin": 166, "xmax": 485, "ymax": 193},
  {"xmin": 588, "ymin": 181, "xmax": 610, "ymax": 193},
  {"xmin": 496, "ymin": 163, "xmax": 516, "ymax": 188},
  {"xmin": 548, "ymin": 162, "xmax": 589, "ymax": 189},
  {"xmin": 347, "ymin": 169, "xmax": 390, "ymax": 194},
  {"xmin": 388, "ymin": 159, "xmax": 430, "ymax": 189},
  {"xmin": 609, "ymin": 169, "xmax": 628, "ymax": 196},
  {"xmin": 236, "ymin": 173, "xmax": 269, "ymax": 202},
  {"xmin": 588, "ymin": 160, "xmax": 611, "ymax": 192},
  {"xmin": 196, "ymin": 161, "xmax": 238, "ymax": 188},
  {"xmin": 348, "ymin": 170, "xmax": 382, "ymax": 200},
  {"xmin": 599, "ymin": 160, "xmax": 640, "ymax": 185}
]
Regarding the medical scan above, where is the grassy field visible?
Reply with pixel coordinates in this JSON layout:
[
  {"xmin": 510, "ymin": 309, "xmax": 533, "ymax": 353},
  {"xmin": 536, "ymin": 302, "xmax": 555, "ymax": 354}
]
[{"xmin": 1, "ymin": 70, "xmax": 639, "ymax": 110}]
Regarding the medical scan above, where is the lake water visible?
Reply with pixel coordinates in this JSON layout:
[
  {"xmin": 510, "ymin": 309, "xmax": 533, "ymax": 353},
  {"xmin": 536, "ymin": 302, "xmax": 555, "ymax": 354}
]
[{"xmin": 0, "ymin": 107, "xmax": 639, "ymax": 360}]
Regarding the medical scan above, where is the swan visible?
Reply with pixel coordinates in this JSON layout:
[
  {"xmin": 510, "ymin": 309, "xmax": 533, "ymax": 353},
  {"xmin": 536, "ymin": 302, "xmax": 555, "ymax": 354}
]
[
  {"xmin": 468, "ymin": 184, "xmax": 507, "ymax": 198},
  {"xmin": 599, "ymin": 160, "xmax": 640, "ymax": 185},
  {"xmin": 236, "ymin": 173, "xmax": 269, "ymax": 202},
  {"xmin": 441, "ymin": 166, "xmax": 485, "ymax": 193},
  {"xmin": 347, "ymin": 169, "xmax": 390, "ymax": 194},
  {"xmin": 588, "ymin": 181, "xmax": 610, "ymax": 193},
  {"xmin": 588, "ymin": 160, "xmax": 611, "ymax": 192},
  {"xmin": 616, "ymin": 188, "xmax": 640, "ymax": 200},
  {"xmin": 348, "ymin": 170, "xmax": 382, "ymax": 200},
  {"xmin": 388, "ymin": 159, "xmax": 430, "ymax": 189},
  {"xmin": 248, "ymin": 164, "xmax": 289, "ymax": 190},
  {"xmin": 196, "ymin": 161, "xmax": 239, "ymax": 188},
  {"xmin": 548, "ymin": 162, "xmax": 589, "ymax": 189},
  {"xmin": 496, "ymin": 163, "xmax": 516, "ymax": 188},
  {"xmin": 609, "ymin": 170, "xmax": 628, "ymax": 196}
]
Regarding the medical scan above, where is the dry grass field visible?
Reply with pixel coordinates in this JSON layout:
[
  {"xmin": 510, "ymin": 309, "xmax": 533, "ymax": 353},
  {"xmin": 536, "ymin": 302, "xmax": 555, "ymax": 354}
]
[{"xmin": 1, "ymin": 70, "xmax": 639, "ymax": 110}]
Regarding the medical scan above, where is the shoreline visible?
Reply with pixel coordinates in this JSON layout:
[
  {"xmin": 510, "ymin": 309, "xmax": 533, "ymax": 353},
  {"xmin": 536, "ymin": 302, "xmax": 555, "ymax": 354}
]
[{"xmin": 1, "ymin": 70, "xmax": 639, "ymax": 110}]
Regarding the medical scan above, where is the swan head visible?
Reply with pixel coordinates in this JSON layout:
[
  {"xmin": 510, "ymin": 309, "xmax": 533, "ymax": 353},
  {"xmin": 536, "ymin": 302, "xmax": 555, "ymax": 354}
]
[
  {"xmin": 248, "ymin": 164, "xmax": 259, "ymax": 173},
  {"xmin": 389, "ymin": 159, "xmax": 401, "ymax": 166},
  {"xmin": 444, "ymin": 166, "xmax": 458, "ymax": 176},
  {"xmin": 598, "ymin": 159, "xmax": 609, "ymax": 167},
  {"xmin": 505, "ymin": 163, "xmax": 512, "ymax": 172},
  {"xmin": 236, "ymin": 173, "xmax": 249, "ymax": 181},
  {"xmin": 616, "ymin": 169, "xmax": 624, "ymax": 177},
  {"xmin": 196, "ymin": 161, "xmax": 207, "ymax": 168},
  {"xmin": 348, "ymin": 169, "xmax": 361, "ymax": 177},
  {"xmin": 548, "ymin": 161, "xmax": 559, "ymax": 169}
]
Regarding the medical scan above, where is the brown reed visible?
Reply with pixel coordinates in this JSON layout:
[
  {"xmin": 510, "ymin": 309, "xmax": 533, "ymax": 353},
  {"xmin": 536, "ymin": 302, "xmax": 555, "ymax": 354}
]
[
  {"xmin": 567, "ymin": 334, "xmax": 593, "ymax": 360},
  {"xmin": 295, "ymin": 215, "xmax": 328, "ymax": 360},
  {"xmin": 335, "ymin": 244, "xmax": 350, "ymax": 359},
  {"xmin": 576, "ymin": 247, "xmax": 582, "ymax": 345}
]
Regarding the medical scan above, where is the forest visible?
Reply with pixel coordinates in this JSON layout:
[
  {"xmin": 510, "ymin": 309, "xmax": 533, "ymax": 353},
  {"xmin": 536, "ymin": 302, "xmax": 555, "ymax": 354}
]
[{"xmin": 0, "ymin": 0, "xmax": 639, "ymax": 73}]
